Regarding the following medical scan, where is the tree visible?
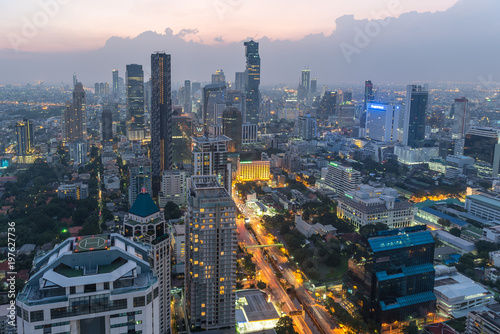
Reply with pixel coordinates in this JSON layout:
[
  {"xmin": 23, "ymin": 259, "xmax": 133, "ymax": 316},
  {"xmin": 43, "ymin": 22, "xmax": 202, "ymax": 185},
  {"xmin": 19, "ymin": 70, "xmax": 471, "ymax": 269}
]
[
  {"xmin": 450, "ymin": 227, "xmax": 461, "ymax": 237},
  {"xmin": 164, "ymin": 202, "xmax": 182, "ymax": 221},
  {"xmin": 257, "ymin": 281, "xmax": 267, "ymax": 289},
  {"xmin": 402, "ymin": 323, "xmax": 419, "ymax": 334},
  {"xmin": 438, "ymin": 218, "xmax": 451, "ymax": 228},
  {"xmin": 274, "ymin": 316, "xmax": 297, "ymax": 334}
]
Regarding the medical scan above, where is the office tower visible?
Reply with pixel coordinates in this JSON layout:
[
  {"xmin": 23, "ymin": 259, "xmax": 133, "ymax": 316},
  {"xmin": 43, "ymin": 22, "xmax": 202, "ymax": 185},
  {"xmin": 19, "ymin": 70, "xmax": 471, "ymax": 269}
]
[
  {"xmin": 118, "ymin": 76, "xmax": 125, "ymax": 97},
  {"xmin": 301, "ymin": 69, "xmax": 310, "ymax": 93},
  {"xmin": 144, "ymin": 79, "xmax": 151, "ymax": 114},
  {"xmin": 403, "ymin": 84, "xmax": 428, "ymax": 147},
  {"xmin": 464, "ymin": 127, "xmax": 500, "ymax": 177},
  {"xmin": 172, "ymin": 115, "xmax": 193, "ymax": 165},
  {"xmin": 191, "ymin": 82, "xmax": 201, "ymax": 95},
  {"xmin": 337, "ymin": 102, "xmax": 356, "ymax": 129},
  {"xmin": 15, "ymin": 119, "xmax": 35, "ymax": 163},
  {"xmin": 73, "ymin": 72, "xmax": 77, "ymax": 88},
  {"xmin": 128, "ymin": 157, "xmax": 152, "ymax": 206},
  {"xmin": 185, "ymin": 175, "xmax": 237, "ymax": 331},
  {"xmin": 450, "ymin": 97, "xmax": 469, "ymax": 139},
  {"xmin": 151, "ymin": 52, "xmax": 173, "ymax": 198},
  {"xmin": 343, "ymin": 91, "xmax": 353, "ymax": 103},
  {"xmin": 242, "ymin": 123, "xmax": 258, "ymax": 145},
  {"xmin": 244, "ymin": 40, "xmax": 261, "ymax": 124},
  {"xmin": 203, "ymin": 84, "xmax": 226, "ymax": 131},
  {"xmin": 361, "ymin": 80, "xmax": 375, "ymax": 129},
  {"xmin": 344, "ymin": 226, "xmax": 436, "ymax": 325},
  {"xmin": 192, "ymin": 135, "xmax": 232, "ymax": 195},
  {"xmin": 261, "ymin": 98, "xmax": 272, "ymax": 123},
  {"xmin": 212, "ymin": 69, "xmax": 226, "ymax": 85},
  {"xmin": 158, "ymin": 170, "xmax": 188, "ymax": 208},
  {"xmin": 101, "ymin": 107, "xmax": 113, "ymax": 141},
  {"xmin": 123, "ymin": 190, "xmax": 171, "ymax": 334},
  {"xmin": 337, "ymin": 185, "xmax": 414, "ymax": 229},
  {"xmin": 16, "ymin": 234, "xmax": 161, "ymax": 334},
  {"xmin": 94, "ymin": 82, "xmax": 100, "ymax": 97},
  {"xmin": 112, "ymin": 69, "xmax": 119, "ymax": 99},
  {"xmin": 222, "ymin": 107, "xmax": 243, "ymax": 153},
  {"xmin": 225, "ymin": 90, "xmax": 245, "ymax": 113},
  {"xmin": 310, "ymin": 77, "xmax": 317, "ymax": 95},
  {"xmin": 323, "ymin": 162, "xmax": 361, "ymax": 196},
  {"xmin": 365, "ymin": 102, "xmax": 401, "ymax": 142},
  {"xmin": 184, "ymin": 80, "xmax": 192, "ymax": 113},
  {"xmin": 63, "ymin": 82, "xmax": 87, "ymax": 143},
  {"xmin": 234, "ymin": 71, "xmax": 246, "ymax": 91},
  {"xmin": 297, "ymin": 114, "xmax": 317, "ymax": 140},
  {"xmin": 126, "ymin": 64, "xmax": 145, "ymax": 140},
  {"xmin": 317, "ymin": 91, "xmax": 337, "ymax": 119},
  {"xmin": 69, "ymin": 141, "xmax": 88, "ymax": 166}
]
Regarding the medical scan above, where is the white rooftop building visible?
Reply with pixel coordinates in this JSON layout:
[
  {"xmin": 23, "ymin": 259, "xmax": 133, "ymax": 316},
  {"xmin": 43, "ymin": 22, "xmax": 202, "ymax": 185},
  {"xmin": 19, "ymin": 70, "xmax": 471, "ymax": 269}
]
[
  {"xmin": 434, "ymin": 265, "xmax": 494, "ymax": 318},
  {"xmin": 294, "ymin": 215, "xmax": 336, "ymax": 238}
]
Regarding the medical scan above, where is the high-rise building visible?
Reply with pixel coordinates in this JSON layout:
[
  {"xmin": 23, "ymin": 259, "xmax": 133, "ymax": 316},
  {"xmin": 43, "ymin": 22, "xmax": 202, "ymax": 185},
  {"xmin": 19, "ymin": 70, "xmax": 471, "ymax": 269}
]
[
  {"xmin": 301, "ymin": 69, "xmax": 311, "ymax": 94},
  {"xmin": 16, "ymin": 234, "xmax": 161, "ymax": 334},
  {"xmin": 450, "ymin": 97, "xmax": 469, "ymax": 139},
  {"xmin": 323, "ymin": 162, "xmax": 361, "ymax": 196},
  {"xmin": 69, "ymin": 141, "xmax": 88, "ymax": 166},
  {"xmin": 112, "ymin": 69, "xmax": 119, "ymax": 99},
  {"xmin": 184, "ymin": 80, "xmax": 192, "ymax": 113},
  {"xmin": 297, "ymin": 114, "xmax": 317, "ymax": 140},
  {"xmin": 101, "ymin": 107, "xmax": 113, "ymax": 141},
  {"xmin": 222, "ymin": 107, "xmax": 243, "ymax": 153},
  {"xmin": 128, "ymin": 157, "xmax": 152, "ymax": 206},
  {"xmin": 123, "ymin": 190, "xmax": 171, "ymax": 334},
  {"xmin": 244, "ymin": 40, "xmax": 261, "ymax": 124},
  {"xmin": 212, "ymin": 69, "xmax": 226, "ymax": 85},
  {"xmin": 464, "ymin": 127, "xmax": 500, "ymax": 177},
  {"xmin": 310, "ymin": 77, "xmax": 317, "ymax": 95},
  {"xmin": 317, "ymin": 91, "xmax": 337, "ymax": 119},
  {"xmin": 467, "ymin": 307, "xmax": 500, "ymax": 333},
  {"xmin": 172, "ymin": 115, "xmax": 193, "ymax": 165},
  {"xmin": 403, "ymin": 84, "xmax": 428, "ymax": 148},
  {"xmin": 158, "ymin": 170, "xmax": 188, "ymax": 208},
  {"xmin": 151, "ymin": 52, "xmax": 173, "ymax": 198},
  {"xmin": 72, "ymin": 72, "xmax": 77, "ymax": 88},
  {"xmin": 15, "ymin": 119, "xmax": 35, "ymax": 163},
  {"xmin": 237, "ymin": 160, "xmax": 270, "ymax": 181},
  {"xmin": 242, "ymin": 123, "xmax": 258, "ymax": 145},
  {"xmin": 191, "ymin": 135, "xmax": 232, "ymax": 195},
  {"xmin": 234, "ymin": 72, "xmax": 246, "ymax": 91},
  {"xmin": 203, "ymin": 84, "xmax": 226, "ymax": 131},
  {"xmin": 225, "ymin": 90, "xmax": 245, "ymax": 114},
  {"xmin": 344, "ymin": 225, "xmax": 436, "ymax": 325},
  {"xmin": 365, "ymin": 102, "xmax": 401, "ymax": 142},
  {"xmin": 185, "ymin": 175, "xmax": 237, "ymax": 331},
  {"xmin": 126, "ymin": 64, "xmax": 145, "ymax": 140},
  {"xmin": 361, "ymin": 80, "xmax": 375, "ymax": 129},
  {"xmin": 63, "ymin": 82, "xmax": 87, "ymax": 143},
  {"xmin": 343, "ymin": 91, "xmax": 353, "ymax": 103},
  {"xmin": 337, "ymin": 102, "xmax": 356, "ymax": 129}
]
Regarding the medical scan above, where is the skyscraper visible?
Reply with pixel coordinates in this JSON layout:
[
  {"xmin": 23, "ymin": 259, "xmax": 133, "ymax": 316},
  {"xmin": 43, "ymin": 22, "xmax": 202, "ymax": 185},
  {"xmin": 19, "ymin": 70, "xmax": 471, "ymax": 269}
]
[
  {"xmin": 450, "ymin": 97, "xmax": 469, "ymax": 139},
  {"xmin": 191, "ymin": 135, "xmax": 232, "ymax": 195},
  {"xmin": 172, "ymin": 115, "xmax": 193, "ymax": 165},
  {"xmin": 365, "ymin": 102, "xmax": 400, "ymax": 142},
  {"xmin": 126, "ymin": 64, "xmax": 145, "ymax": 140},
  {"xmin": 212, "ymin": 69, "xmax": 226, "ymax": 85},
  {"xmin": 185, "ymin": 176, "xmax": 237, "ymax": 331},
  {"xmin": 184, "ymin": 80, "xmax": 192, "ymax": 113},
  {"xmin": 123, "ymin": 190, "xmax": 171, "ymax": 334},
  {"xmin": 234, "ymin": 71, "xmax": 246, "ymax": 91},
  {"xmin": 317, "ymin": 91, "xmax": 337, "ymax": 119},
  {"xmin": 360, "ymin": 80, "xmax": 375, "ymax": 129},
  {"xmin": 128, "ymin": 157, "xmax": 152, "ymax": 205},
  {"xmin": 222, "ymin": 107, "xmax": 243, "ymax": 153},
  {"xmin": 15, "ymin": 119, "xmax": 35, "ymax": 163},
  {"xmin": 464, "ymin": 127, "xmax": 500, "ymax": 177},
  {"xmin": 63, "ymin": 82, "xmax": 86, "ymax": 143},
  {"xmin": 403, "ymin": 84, "xmax": 428, "ymax": 147},
  {"xmin": 301, "ymin": 69, "xmax": 311, "ymax": 93},
  {"xmin": 101, "ymin": 107, "xmax": 113, "ymax": 141},
  {"xmin": 310, "ymin": 77, "xmax": 317, "ymax": 95},
  {"xmin": 202, "ymin": 84, "xmax": 226, "ymax": 132},
  {"xmin": 72, "ymin": 72, "xmax": 77, "ymax": 88},
  {"xmin": 112, "ymin": 69, "xmax": 119, "ymax": 99},
  {"xmin": 297, "ymin": 114, "xmax": 317, "ymax": 140},
  {"xmin": 244, "ymin": 40, "xmax": 261, "ymax": 124},
  {"xmin": 151, "ymin": 52, "xmax": 173, "ymax": 198}
]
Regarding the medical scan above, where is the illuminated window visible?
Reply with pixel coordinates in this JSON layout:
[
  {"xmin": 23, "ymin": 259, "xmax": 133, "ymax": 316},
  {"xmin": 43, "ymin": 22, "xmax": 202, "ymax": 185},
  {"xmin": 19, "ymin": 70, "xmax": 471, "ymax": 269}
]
[
  {"xmin": 202, "ymin": 304, "xmax": 205, "ymax": 308},
  {"xmin": 201, "ymin": 312, "xmax": 206, "ymax": 316}
]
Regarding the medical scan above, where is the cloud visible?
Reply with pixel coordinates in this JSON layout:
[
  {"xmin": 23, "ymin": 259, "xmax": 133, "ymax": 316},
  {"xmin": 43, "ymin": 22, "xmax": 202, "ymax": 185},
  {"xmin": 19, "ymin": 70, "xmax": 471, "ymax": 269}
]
[
  {"xmin": 176, "ymin": 28, "xmax": 199, "ymax": 38},
  {"xmin": 214, "ymin": 36, "xmax": 224, "ymax": 43}
]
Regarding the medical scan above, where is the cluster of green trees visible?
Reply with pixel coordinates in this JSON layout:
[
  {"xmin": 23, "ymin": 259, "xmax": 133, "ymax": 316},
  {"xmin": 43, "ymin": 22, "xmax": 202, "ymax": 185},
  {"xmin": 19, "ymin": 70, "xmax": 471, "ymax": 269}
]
[
  {"xmin": 234, "ymin": 181, "xmax": 265, "ymax": 198},
  {"xmin": 325, "ymin": 298, "xmax": 378, "ymax": 333},
  {"xmin": 164, "ymin": 202, "xmax": 183, "ymax": 221},
  {"xmin": 274, "ymin": 316, "xmax": 297, "ymax": 334},
  {"xmin": 456, "ymin": 240, "xmax": 500, "ymax": 281}
]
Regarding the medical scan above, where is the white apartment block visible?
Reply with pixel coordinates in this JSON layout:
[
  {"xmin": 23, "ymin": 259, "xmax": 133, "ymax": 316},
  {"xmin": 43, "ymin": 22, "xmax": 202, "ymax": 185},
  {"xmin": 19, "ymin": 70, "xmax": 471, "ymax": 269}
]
[
  {"xmin": 322, "ymin": 162, "xmax": 361, "ymax": 196},
  {"xmin": 159, "ymin": 170, "xmax": 188, "ymax": 207},
  {"xmin": 16, "ymin": 234, "xmax": 160, "ymax": 334},
  {"xmin": 466, "ymin": 195, "xmax": 500, "ymax": 222}
]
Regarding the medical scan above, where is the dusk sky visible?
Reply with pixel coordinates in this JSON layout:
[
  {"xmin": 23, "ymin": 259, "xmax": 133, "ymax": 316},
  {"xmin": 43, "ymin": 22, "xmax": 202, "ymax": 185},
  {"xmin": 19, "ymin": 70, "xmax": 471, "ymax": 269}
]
[{"xmin": 2, "ymin": 0, "xmax": 459, "ymax": 52}]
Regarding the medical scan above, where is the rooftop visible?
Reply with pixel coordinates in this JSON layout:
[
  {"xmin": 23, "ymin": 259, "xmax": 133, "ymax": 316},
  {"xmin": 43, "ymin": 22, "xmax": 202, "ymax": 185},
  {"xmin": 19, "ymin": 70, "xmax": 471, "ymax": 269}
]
[
  {"xmin": 129, "ymin": 191, "xmax": 159, "ymax": 217},
  {"xmin": 368, "ymin": 231, "xmax": 434, "ymax": 252}
]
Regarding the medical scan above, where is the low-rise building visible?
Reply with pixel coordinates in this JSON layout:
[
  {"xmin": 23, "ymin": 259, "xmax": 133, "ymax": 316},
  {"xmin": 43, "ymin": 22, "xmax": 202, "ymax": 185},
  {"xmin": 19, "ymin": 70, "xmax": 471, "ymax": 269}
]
[
  {"xmin": 235, "ymin": 289, "xmax": 280, "ymax": 334},
  {"xmin": 434, "ymin": 265, "xmax": 494, "ymax": 318},
  {"xmin": 336, "ymin": 185, "xmax": 414, "ymax": 230},
  {"xmin": 294, "ymin": 215, "xmax": 336, "ymax": 238},
  {"xmin": 466, "ymin": 195, "xmax": 500, "ymax": 222},
  {"xmin": 57, "ymin": 183, "xmax": 88, "ymax": 200},
  {"xmin": 432, "ymin": 230, "xmax": 476, "ymax": 254},
  {"xmin": 467, "ymin": 304, "xmax": 500, "ymax": 334},
  {"xmin": 483, "ymin": 225, "xmax": 500, "ymax": 244}
]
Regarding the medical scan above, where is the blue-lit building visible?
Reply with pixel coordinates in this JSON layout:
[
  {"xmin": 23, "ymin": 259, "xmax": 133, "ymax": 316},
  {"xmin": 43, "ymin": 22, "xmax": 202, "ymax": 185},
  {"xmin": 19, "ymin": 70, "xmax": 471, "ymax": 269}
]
[{"xmin": 345, "ymin": 225, "xmax": 436, "ymax": 326}]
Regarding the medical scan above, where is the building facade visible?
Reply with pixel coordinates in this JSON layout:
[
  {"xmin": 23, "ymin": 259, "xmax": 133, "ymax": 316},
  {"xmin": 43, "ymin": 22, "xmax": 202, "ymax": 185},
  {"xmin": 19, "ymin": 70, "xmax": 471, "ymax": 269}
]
[
  {"xmin": 403, "ymin": 85, "xmax": 428, "ymax": 148},
  {"xmin": 158, "ymin": 170, "xmax": 188, "ymax": 208},
  {"xmin": 237, "ymin": 160, "xmax": 270, "ymax": 182},
  {"xmin": 64, "ymin": 82, "xmax": 87, "ymax": 143},
  {"xmin": 244, "ymin": 41, "xmax": 260, "ymax": 124},
  {"xmin": 128, "ymin": 157, "xmax": 152, "ymax": 207},
  {"xmin": 126, "ymin": 64, "xmax": 145, "ymax": 140},
  {"xmin": 15, "ymin": 119, "xmax": 35, "ymax": 163},
  {"xmin": 322, "ymin": 162, "xmax": 361, "ymax": 196},
  {"xmin": 185, "ymin": 176, "xmax": 237, "ymax": 331}
]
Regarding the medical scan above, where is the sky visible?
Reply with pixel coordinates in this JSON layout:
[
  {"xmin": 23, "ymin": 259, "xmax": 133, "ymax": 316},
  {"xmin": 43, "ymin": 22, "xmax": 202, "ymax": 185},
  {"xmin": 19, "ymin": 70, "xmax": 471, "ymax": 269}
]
[
  {"xmin": 1, "ymin": 0, "xmax": 499, "ymax": 85},
  {"xmin": 1, "ymin": 0, "xmax": 459, "ymax": 52}
]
